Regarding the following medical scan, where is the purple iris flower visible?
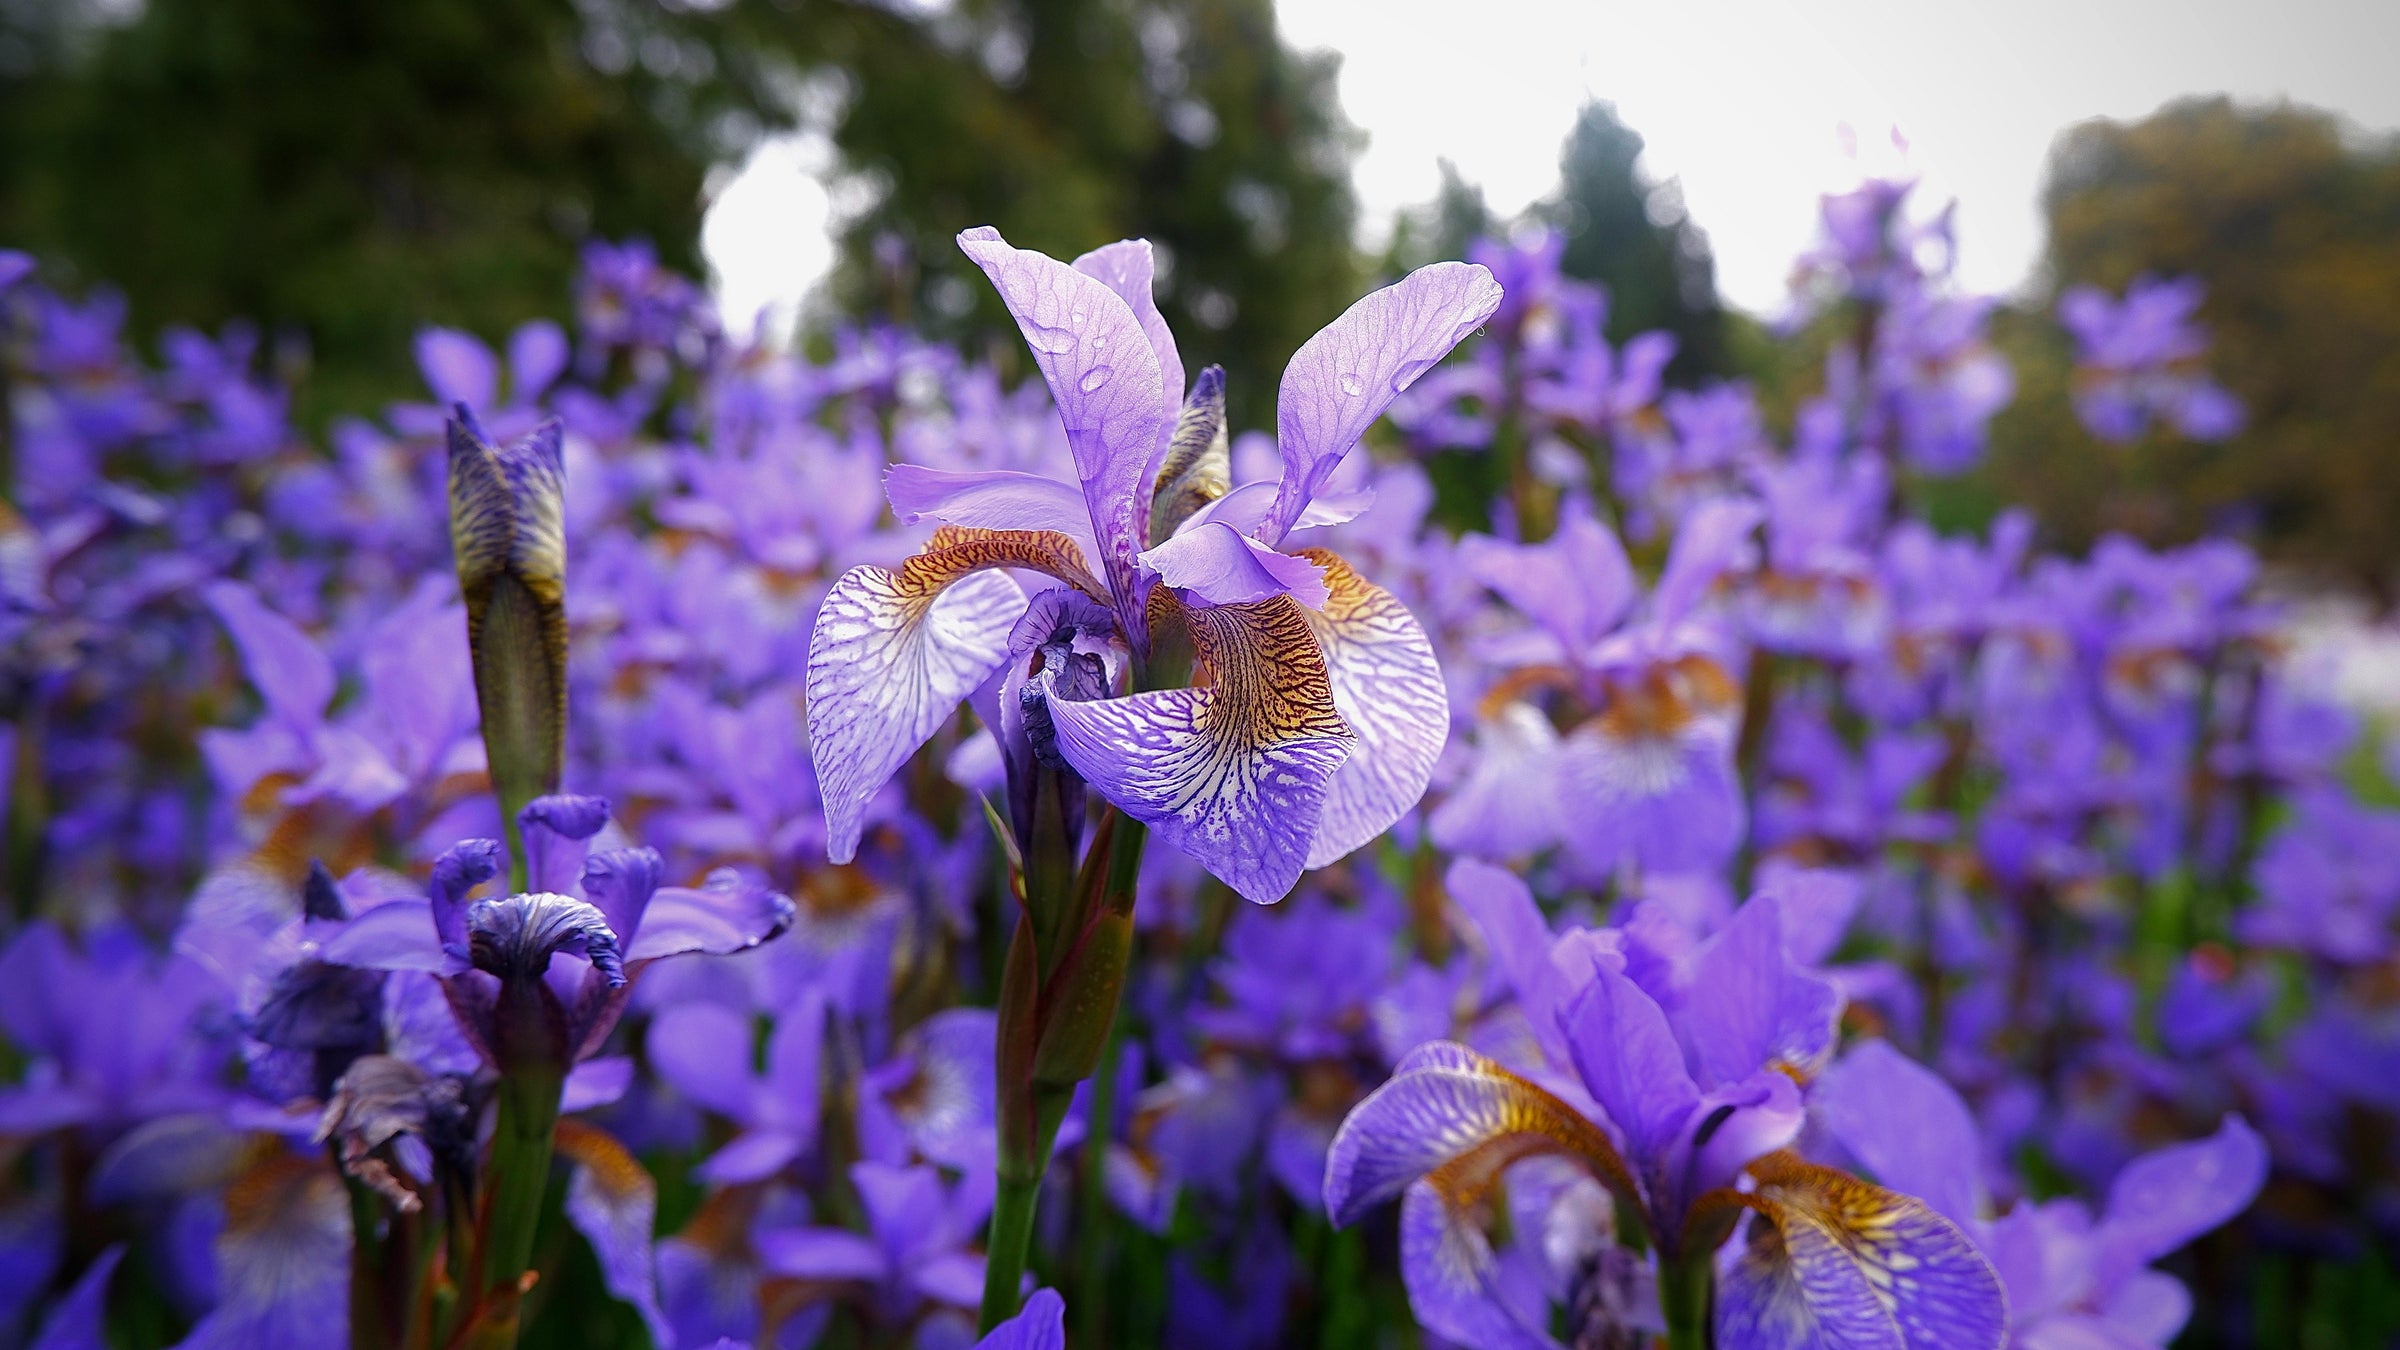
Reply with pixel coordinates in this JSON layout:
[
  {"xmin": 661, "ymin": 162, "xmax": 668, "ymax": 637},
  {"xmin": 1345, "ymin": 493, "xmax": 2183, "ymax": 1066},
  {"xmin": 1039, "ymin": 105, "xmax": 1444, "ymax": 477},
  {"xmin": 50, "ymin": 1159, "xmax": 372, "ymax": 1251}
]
[
  {"xmin": 2059, "ymin": 276, "xmax": 2244, "ymax": 444},
  {"xmin": 856, "ymin": 1006, "xmax": 1002, "ymax": 1170},
  {"xmin": 1190, "ymin": 883, "xmax": 1404, "ymax": 1204},
  {"xmin": 646, "ymin": 990, "xmax": 828, "ymax": 1184},
  {"xmin": 2237, "ymin": 787, "xmax": 2400, "ymax": 964},
  {"xmin": 754, "ymin": 1160, "xmax": 998, "ymax": 1337},
  {"xmin": 322, "ymin": 795, "xmax": 793, "ymax": 1068},
  {"xmin": 806, "ymin": 228, "xmax": 1495, "ymax": 902},
  {"xmin": 1324, "ymin": 860, "xmax": 2003, "ymax": 1348},
  {"xmin": 0, "ymin": 922, "xmax": 231, "ymax": 1138},
  {"xmin": 1448, "ymin": 495, "xmax": 1758, "ymax": 876},
  {"xmin": 199, "ymin": 576, "xmax": 478, "ymax": 831},
  {"xmin": 1818, "ymin": 1040, "xmax": 2266, "ymax": 1349}
]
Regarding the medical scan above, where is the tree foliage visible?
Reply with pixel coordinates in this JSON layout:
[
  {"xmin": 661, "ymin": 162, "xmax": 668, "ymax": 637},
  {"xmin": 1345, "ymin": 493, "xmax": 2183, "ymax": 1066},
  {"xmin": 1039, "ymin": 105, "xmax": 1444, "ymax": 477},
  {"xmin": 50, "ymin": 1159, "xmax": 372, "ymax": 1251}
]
[
  {"xmin": 0, "ymin": 0, "xmax": 719, "ymax": 418},
  {"xmin": 720, "ymin": 0, "xmax": 1363, "ymax": 428},
  {"xmin": 1540, "ymin": 101, "xmax": 1729, "ymax": 383},
  {"xmin": 1988, "ymin": 97, "xmax": 2400, "ymax": 597}
]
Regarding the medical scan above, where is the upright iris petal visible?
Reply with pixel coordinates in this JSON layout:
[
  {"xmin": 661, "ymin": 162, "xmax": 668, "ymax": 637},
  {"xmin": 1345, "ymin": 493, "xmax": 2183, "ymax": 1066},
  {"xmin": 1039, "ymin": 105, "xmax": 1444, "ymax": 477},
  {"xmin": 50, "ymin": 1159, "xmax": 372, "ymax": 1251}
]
[{"xmin": 956, "ymin": 226, "xmax": 1168, "ymax": 633}]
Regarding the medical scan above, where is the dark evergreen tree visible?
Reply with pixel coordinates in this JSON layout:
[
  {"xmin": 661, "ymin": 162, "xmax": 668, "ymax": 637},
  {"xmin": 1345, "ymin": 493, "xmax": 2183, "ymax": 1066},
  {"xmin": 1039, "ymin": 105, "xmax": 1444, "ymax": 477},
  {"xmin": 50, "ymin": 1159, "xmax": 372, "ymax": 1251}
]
[
  {"xmin": 1539, "ymin": 100, "xmax": 1728, "ymax": 383},
  {"xmin": 1383, "ymin": 160, "xmax": 1498, "ymax": 275}
]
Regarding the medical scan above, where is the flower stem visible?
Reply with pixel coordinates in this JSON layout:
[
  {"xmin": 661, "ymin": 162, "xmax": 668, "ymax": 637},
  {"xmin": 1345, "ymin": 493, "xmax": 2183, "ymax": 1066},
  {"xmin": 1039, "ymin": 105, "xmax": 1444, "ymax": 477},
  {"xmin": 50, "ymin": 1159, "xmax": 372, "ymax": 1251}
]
[
  {"xmin": 464, "ymin": 976, "xmax": 568, "ymax": 1349},
  {"xmin": 1659, "ymin": 1254, "xmax": 1715, "ymax": 1350},
  {"xmin": 979, "ymin": 1156, "xmax": 1045, "ymax": 1332},
  {"xmin": 981, "ymin": 810, "xmax": 1148, "ymax": 1332}
]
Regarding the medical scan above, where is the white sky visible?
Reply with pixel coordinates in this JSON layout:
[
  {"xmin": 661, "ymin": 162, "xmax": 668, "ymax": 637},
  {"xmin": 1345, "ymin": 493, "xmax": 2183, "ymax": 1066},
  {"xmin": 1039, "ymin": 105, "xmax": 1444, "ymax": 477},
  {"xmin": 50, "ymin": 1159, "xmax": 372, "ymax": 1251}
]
[{"xmin": 704, "ymin": 0, "xmax": 2400, "ymax": 331}]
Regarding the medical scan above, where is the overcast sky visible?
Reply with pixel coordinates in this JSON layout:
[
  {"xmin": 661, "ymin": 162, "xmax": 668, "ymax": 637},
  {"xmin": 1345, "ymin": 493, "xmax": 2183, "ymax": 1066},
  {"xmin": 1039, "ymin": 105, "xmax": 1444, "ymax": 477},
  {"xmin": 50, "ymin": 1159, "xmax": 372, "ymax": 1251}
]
[{"xmin": 703, "ymin": 0, "xmax": 2400, "ymax": 334}]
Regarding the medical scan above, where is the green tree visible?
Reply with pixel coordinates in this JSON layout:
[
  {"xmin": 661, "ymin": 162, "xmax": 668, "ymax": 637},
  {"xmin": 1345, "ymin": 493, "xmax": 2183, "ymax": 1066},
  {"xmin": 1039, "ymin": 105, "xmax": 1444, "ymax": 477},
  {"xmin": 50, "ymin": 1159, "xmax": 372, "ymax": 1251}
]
[
  {"xmin": 1540, "ymin": 101, "xmax": 1729, "ymax": 383},
  {"xmin": 720, "ymin": 0, "xmax": 1364, "ymax": 428},
  {"xmin": 0, "ymin": 0, "xmax": 721, "ymax": 419},
  {"xmin": 1383, "ymin": 160, "xmax": 1498, "ymax": 274},
  {"xmin": 1987, "ymin": 97, "xmax": 2400, "ymax": 598}
]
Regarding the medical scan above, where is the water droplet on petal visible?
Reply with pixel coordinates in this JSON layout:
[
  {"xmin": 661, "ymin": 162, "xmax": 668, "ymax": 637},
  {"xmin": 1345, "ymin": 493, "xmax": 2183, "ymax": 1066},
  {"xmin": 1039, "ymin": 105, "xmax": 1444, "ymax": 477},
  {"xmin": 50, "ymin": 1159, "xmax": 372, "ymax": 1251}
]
[
  {"xmin": 1338, "ymin": 372, "xmax": 1365, "ymax": 397},
  {"xmin": 1079, "ymin": 366, "xmax": 1112, "ymax": 394},
  {"xmin": 1391, "ymin": 357, "xmax": 1439, "ymax": 392},
  {"xmin": 1028, "ymin": 323, "xmax": 1076, "ymax": 354}
]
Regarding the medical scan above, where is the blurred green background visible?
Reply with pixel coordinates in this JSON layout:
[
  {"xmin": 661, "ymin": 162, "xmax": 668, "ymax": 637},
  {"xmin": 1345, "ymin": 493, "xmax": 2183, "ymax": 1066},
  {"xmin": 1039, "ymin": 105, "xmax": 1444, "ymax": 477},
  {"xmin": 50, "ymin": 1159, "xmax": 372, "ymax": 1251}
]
[{"xmin": 2, "ymin": 0, "xmax": 2395, "ymax": 595}]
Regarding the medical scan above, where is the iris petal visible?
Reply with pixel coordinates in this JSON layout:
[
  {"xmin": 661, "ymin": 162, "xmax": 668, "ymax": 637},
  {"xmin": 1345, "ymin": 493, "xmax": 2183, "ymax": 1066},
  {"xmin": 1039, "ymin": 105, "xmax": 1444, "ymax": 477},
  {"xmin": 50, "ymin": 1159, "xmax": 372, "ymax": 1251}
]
[
  {"xmin": 1322, "ymin": 1041, "xmax": 1634, "ymax": 1229},
  {"xmin": 1043, "ymin": 592, "xmax": 1353, "ymax": 904},
  {"xmin": 1267, "ymin": 260, "xmax": 1504, "ymax": 545},
  {"xmin": 557, "ymin": 1119, "xmax": 675, "ymax": 1349},
  {"xmin": 807, "ymin": 525, "xmax": 1106, "ymax": 861},
  {"xmin": 1294, "ymin": 548, "xmax": 1448, "ymax": 868},
  {"xmin": 1398, "ymin": 1180, "xmax": 1564, "ymax": 1350},
  {"xmin": 1713, "ymin": 1152, "xmax": 2009, "ymax": 1350},
  {"xmin": 958, "ymin": 228, "xmax": 1168, "ymax": 618}
]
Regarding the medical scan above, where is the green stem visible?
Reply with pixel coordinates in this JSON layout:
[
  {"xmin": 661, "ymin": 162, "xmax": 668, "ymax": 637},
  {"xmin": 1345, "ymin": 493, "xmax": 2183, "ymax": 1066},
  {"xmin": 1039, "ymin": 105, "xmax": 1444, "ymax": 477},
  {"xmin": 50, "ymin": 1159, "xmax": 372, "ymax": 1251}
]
[
  {"xmin": 1660, "ymin": 1254, "xmax": 1714, "ymax": 1350},
  {"xmin": 1075, "ymin": 1025, "xmax": 1124, "ymax": 1345},
  {"xmin": 477, "ymin": 1060, "xmax": 564, "ymax": 1305},
  {"xmin": 345, "ymin": 1168, "xmax": 394, "ymax": 1350},
  {"xmin": 465, "ymin": 974, "xmax": 567, "ymax": 1348},
  {"xmin": 979, "ymin": 1162, "xmax": 1044, "ymax": 1333}
]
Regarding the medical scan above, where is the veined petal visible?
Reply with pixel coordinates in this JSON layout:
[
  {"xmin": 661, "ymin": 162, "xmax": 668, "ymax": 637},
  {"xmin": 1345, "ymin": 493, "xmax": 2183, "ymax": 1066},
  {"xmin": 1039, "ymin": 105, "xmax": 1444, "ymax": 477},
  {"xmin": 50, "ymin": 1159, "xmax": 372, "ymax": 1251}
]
[
  {"xmin": 1713, "ymin": 1153, "xmax": 2008, "ymax": 1350},
  {"xmin": 807, "ymin": 525, "xmax": 1105, "ymax": 861},
  {"xmin": 447, "ymin": 411, "xmax": 566, "ymax": 600},
  {"xmin": 1398, "ymin": 1180, "xmax": 1564, "ymax": 1350},
  {"xmin": 1322, "ymin": 1041, "xmax": 1634, "ymax": 1230},
  {"xmin": 1296, "ymin": 549, "xmax": 1448, "ymax": 868},
  {"xmin": 1266, "ymin": 261, "xmax": 1503, "ymax": 544},
  {"xmin": 179, "ymin": 1153, "xmax": 351, "ymax": 1350},
  {"xmin": 1044, "ymin": 592, "xmax": 1353, "ymax": 904},
  {"xmin": 1813, "ymin": 1040, "xmax": 1986, "ymax": 1230},
  {"xmin": 1072, "ymin": 239, "xmax": 1185, "ymax": 435},
  {"xmin": 958, "ymin": 228, "xmax": 1167, "ymax": 612},
  {"xmin": 1140, "ymin": 521, "xmax": 1329, "ymax": 608},
  {"xmin": 884, "ymin": 465, "xmax": 1104, "ymax": 577}
]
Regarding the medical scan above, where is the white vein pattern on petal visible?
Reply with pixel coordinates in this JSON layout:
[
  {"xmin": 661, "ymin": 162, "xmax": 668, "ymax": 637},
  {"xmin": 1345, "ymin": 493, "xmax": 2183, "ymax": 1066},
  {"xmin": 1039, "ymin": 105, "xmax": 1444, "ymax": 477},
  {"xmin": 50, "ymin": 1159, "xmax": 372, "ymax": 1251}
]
[
  {"xmin": 1299, "ymin": 551, "xmax": 1449, "ymax": 868},
  {"xmin": 806, "ymin": 565, "xmax": 1024, "ymax": 862}
]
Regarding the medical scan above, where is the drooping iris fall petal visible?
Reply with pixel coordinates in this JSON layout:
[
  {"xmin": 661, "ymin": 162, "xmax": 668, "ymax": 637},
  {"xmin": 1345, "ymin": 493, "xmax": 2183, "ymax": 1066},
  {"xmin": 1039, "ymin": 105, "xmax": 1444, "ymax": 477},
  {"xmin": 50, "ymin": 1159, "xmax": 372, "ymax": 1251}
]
[{"xmin": 1042, "ymin": 591, "xmax": 1354, "ymax": 904}]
